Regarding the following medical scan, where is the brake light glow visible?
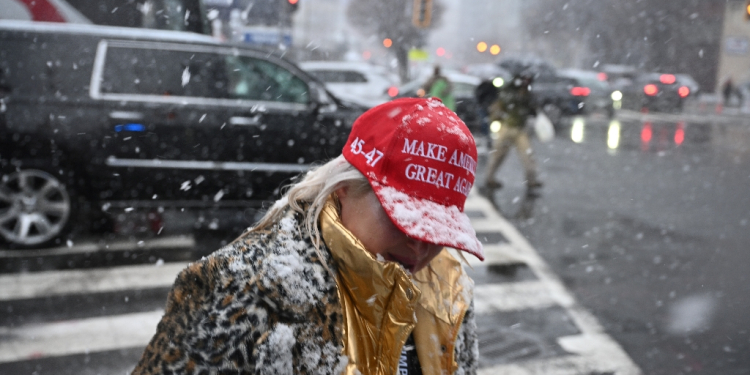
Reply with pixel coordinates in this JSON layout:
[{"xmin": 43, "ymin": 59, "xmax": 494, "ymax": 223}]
[
  {"xmin": 570, "ymin": 87, "xmax": 591, "ymax": 96},
  {"xmin": 678, "ymin": 86, "xmax": 690, "ymax": 98},
  {"xmin": 597, "ymin": 72, "xmax": 608, "ymax": 81},
  {"xmin": 660, "ymin": 74, "xmax": 676, "ymax": 84},
  {"xmin": 675, "ymin": 122, "xmax": 685, "ymax": 145},
  {"xmin": 644, "ymin": 84, "xmax": 658, "ymax": 96},
  {"xmin": 641, "ymin": 122, "xmax": 652, "ymax": 143},
  {"xmin": 387, "ymin": 86, "xmax": 399, "ymax": 97}
]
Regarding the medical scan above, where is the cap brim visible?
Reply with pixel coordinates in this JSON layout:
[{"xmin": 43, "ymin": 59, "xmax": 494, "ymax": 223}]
[{"xmin": 371, "ymin": 184, "xmax": 484, "ymax": 261}]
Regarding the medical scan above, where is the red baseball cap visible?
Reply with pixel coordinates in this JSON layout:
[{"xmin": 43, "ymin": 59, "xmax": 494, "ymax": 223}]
[{"xmin": 342, "ymin": 97, "xmax": 484, "ymax": 260}]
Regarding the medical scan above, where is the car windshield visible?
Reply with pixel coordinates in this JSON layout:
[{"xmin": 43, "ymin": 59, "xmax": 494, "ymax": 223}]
[{"xmin": 1, "ymin": 2, "xmax": 746, "ymax": 375}]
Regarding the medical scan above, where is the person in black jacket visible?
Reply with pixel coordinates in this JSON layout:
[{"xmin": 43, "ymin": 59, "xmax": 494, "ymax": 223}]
[
  {"xmin": 474, "ymin": 78, "xmax": 500, "ymax": 137},
  {"xmin": 483, "ymin": 73, "xmax": 542, "ymax": 192}
]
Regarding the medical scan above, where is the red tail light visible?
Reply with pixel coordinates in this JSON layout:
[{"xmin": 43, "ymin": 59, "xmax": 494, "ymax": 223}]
[
  {"xmin": 597, "ymin": 72, "xmax": 608, "ymax": 81},
  {"xmin": 660, "ymin": 74, "xmax": 676, "ymax": 84},
  {"xmin": 570, "ymin": 86, "xmax": 591, "ymax": 96},
  {"xmin": 678, "ymin": 86, "xmax": 690, "ymax": 98},
  {"xmin": 387, "ymin": 86, "xmax": 399, "ymax": 97},
  {"xmin": 644, "ymin": 84, "xmax": 658, "ymax": 96}
]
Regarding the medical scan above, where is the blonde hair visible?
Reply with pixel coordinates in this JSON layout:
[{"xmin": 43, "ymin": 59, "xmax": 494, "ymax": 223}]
[{"xmin": 249, "ymin": 155, "xmax": 370, "ymax": 249}]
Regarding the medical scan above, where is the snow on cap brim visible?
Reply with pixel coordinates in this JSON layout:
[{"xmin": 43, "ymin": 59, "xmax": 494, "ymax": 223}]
[{"xmin": 372, "ymin": 183, "xmax": 484, "ymax": 261}]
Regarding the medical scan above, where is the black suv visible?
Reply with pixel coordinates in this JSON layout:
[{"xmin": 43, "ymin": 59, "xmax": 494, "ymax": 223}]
[{"xmin": 0, "ymin": 21, "xmax": 362, "ymax": 248}]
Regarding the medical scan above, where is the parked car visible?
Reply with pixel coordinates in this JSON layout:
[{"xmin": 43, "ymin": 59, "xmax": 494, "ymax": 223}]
[
  {"xmin": 675, "ymin": 74, "xmax": 700, "ymax": 97},
  {"xmin": 298, "ymin": 61, "xmax": 397, "ymax": 108},
  {"xmin": 0, "ymin": 20, "xmax": 363, "ymax": 248},
  {"xmin": 388, "ymin": 70, "xmax": 483, "ymax": 133},
  {"xmin": 600, "ymin": 64, "xmax": 640, "ymax": 89},
  {"xmin": 620, "ymin": 72, "xmax": 692, "ymax": 112},
  {"xmin": 557, "ymin": 69, "xmax": 616, "ymax": 118},
  {"xmin": 463, "ymin": 63, "xmax": 511, "ymax": 81},
  {"xmin": 497, "ymin": 56, "xmax": 557, "ymax": 78}
]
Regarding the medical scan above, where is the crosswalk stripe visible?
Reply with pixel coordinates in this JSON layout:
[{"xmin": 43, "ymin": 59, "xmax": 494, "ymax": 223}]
[
  {"xmin": 0, "ymin": 262, "xmax": 187, "ymax": 301},
  {"xmin": 478, "ymin": 332, "xmax": 642, "ymax": 375},
  {"xmin": 473, "ymin": 281, "xmax": 563, "ymax": 313},
  {"xmin": 449, "ymin": 244, "xmax": 523, "ymax": 268},
  {"xmin": 0, "ymin": 310, "xmax": 162, "ymax": 364},
  {"xmin": 0, "ymin": 235, "xmax": 195, "ymax": 258}
]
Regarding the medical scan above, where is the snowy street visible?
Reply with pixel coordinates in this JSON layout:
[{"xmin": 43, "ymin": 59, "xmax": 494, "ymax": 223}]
[
  {"xmin": 2, "ymin": 107, "xmax": 750, "ymax": 374},
  {"xmin": 0, "ymin": 188, "xmax": 640, "ymax": 374}
]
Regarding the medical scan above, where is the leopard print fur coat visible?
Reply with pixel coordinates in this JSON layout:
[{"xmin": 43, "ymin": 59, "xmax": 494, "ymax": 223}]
[{"xmin": 132, "ymin": 209, "xmax": 478, "ymax": 374}]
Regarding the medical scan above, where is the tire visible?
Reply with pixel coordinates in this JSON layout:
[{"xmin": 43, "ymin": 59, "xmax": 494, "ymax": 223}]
[{"xmin": 0, "ymin": 168, "xmax": 75, "ymax": 248}]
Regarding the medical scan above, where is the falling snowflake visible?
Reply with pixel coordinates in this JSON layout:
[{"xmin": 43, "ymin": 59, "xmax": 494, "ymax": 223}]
[{"xmin": 181, "ymin": 67, "xmax": 191, "ymax": 87}]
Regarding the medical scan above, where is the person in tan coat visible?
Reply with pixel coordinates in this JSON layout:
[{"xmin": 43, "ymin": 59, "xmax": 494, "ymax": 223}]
[{"xmin": 132, "ymin": 97, "xmax": 484, "ymax": 374}]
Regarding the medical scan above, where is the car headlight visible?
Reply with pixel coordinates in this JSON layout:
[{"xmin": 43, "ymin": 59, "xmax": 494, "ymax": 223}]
[
  {"xmin": 611, "ymin": 90, "xmax": 623, "ymax": 101},
  {"xmin": 490, "ymin": 120, "xmax": 502, "ymax": 133}
]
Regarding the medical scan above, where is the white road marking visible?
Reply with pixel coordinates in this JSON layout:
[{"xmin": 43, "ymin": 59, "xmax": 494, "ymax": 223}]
[
  {"xmin": 0, "ymin": 310, "xmax": 163, "ymax": 364},
  {"xmin": 473, "ymin": 281, "xmax": 561, "ymax": 313},
  {"xmin": 451, "ymin": 243, "xmax": 524, "ymax": 268},
  {"xmin": 0, "ymin": 235, "xmax": 195, "ymax": 258},
  {"xmin": 478, "ymin": 349, "xmax": 641, "ymax": 375},
  {"xmin": 0, "ymin": 262, "xmax": 188, "ymax": 301}
]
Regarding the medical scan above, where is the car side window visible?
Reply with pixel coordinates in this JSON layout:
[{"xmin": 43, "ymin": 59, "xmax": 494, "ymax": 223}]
[
  {"xmin": 308, "ymin": 70, "xmax": 367, "ymax": 83},
  {"xmin": 225, "ymin": 55, "xmax": 309, "ymax": 104},
  {"xmin": 100, "ymin": 46, "xmax": 228, "ymax": 98}
]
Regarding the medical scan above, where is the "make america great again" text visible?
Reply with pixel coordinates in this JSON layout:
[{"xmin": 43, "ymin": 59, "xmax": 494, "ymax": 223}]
[{"xmin": 402, "ymin": 138, "xmax": 476, "ymax": 196}]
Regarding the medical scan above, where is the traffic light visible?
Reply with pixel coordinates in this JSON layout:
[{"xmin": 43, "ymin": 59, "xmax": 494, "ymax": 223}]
[{"xmin": 412, "ymin": 0, "xmax": 432, "ymax": 28}]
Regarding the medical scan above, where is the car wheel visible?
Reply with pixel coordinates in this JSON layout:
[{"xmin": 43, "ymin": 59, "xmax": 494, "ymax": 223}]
[{"xmin": 0, "ymin": 168, "xmax": 74, "ymax": 248}]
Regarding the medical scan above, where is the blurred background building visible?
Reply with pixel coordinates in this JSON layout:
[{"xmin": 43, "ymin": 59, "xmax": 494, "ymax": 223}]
[{"xmin": 717, "ymin": 0, "xmax": 750, "ymax": 91}]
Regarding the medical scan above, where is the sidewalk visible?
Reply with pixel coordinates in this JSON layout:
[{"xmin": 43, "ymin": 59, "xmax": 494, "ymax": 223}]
[
  {"xmin": 681, "ymin": 94, "xmax": 750, "ymax": 121},
  {"xmin": 611, "ymin": 94, "xmax": 750, "ymax": 125}
]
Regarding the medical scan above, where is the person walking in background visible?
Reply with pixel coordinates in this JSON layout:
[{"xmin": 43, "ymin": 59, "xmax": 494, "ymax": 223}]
[
  {"xmin": 132, "ymin": 98, "xmax": 483, "ymax": 375},
  {"xmin": 483, "ymin": 72, "xmax": 542, "ymax": 193},
  {"xmin": 422, "ymin": 65, "xmax": 456, "ymax": 111},
  {"xmin": 722, "ymin": 77, "xmax": 735, "ymax": 107},
  {"xmin": 474, "ymin": 77, "xmax": 502, "ymax": 137}
]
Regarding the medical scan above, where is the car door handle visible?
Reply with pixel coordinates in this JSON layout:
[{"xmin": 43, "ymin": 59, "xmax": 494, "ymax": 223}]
[
  {"xmin": 109, "ymin": 111, "xmax": 144, "ymax": 120},
  {"xmin": 230, "ymin": 115, "xmax": 262, "ymax": 126}
]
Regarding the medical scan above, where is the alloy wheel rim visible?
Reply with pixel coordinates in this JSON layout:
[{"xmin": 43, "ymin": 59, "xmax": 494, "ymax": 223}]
[{"xmin": 0, "ymin": 170, "xmax": 71, "ymax": 246}]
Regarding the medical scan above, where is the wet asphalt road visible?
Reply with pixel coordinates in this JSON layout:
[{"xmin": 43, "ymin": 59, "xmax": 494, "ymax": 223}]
[{"xmin": 479, "ymin": 111, "xmax": 750, "ymax": 375}]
